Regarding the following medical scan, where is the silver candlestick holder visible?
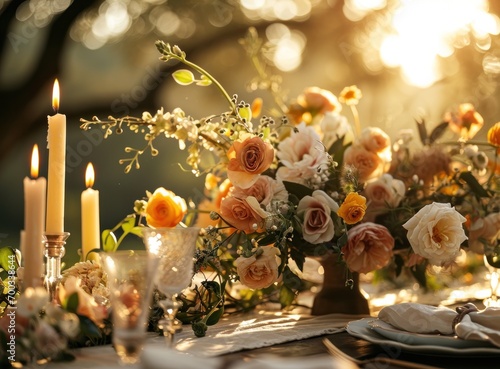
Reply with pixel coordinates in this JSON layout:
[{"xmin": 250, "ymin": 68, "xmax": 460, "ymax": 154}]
[{"xmin": 43, "ymin": 232, "xmax": 69, "ymax": 302}]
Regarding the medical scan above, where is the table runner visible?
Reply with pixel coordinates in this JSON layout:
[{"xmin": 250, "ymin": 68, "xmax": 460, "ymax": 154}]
[{"xmin": 153, "ymin": 311, "xmax": 369, "ymax": 357}]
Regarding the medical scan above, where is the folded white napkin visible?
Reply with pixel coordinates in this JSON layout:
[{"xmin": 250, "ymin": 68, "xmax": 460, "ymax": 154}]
[{"xmin": 378, "ymin": 302, "xmax": 500, "ymax": 347}]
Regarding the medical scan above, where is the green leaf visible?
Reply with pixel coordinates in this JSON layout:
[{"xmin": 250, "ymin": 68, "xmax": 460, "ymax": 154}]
[
  {"xmin": 459, "ymin": 171, "xmax": 490, "ymax": 198},
  {"xmin": 172, "ymin": 69, "xmax": 195, "ymax": 85},
  {"xmin": 196, "ymin": 74, "xmax": 212, "ymax": 86},
  {"xmin": 279, "ymin": 284, "xmax": 295, "ymax": 308},
  {"xmin": 78, "ymin": 315, "xmax": 102, "ymax": 338},
  {"xmin": 283, "ymin": 181, "xmax": 313, "ymax": 200},
  {"xmin": 0, "ymin": 246, "xmax": 17, "ymax": 273},
  {"xmin": 281, "ymin": 266, "xmax": 303, "ymax": 292},
  {"xmin": 120, "ymin": 215, "xmax": 137, "ymax": 232},
  {"xmin": 101, "ymin": 229, "xmax": 117, "ymax": 252},
  {"xmin": 238, "ymin": 105, "xmax": 252, "ymax": 121},
  {"xmin": 429, "ymin": 122, "xmax": 449, "ymax": 144},
  {"xmin": 415, "ymin": 118, "xmax": 429, "ymax": 145},
  {"xmin": 65, "ymin": 292, "xmax": 79, "ymax": 313},
  {"xmin": 206, "ymin": 307, "xmax": 224, "ymax": 326},
  {"xmin": 129, "ymin": 226, "xmax": 144, "ymax": 238}
]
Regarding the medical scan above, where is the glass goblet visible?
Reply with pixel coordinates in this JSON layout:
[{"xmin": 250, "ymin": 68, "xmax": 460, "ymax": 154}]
[
  {"xmin": 484, "ymin": 253, "xmax": 500, "ymax": 307},
  {"xmin": 141, "ymin": 227, "xmax": 199, "ymax": 346},
  {"xmin": 102, "ymin": 250, "xmax": 159, "ymax": 365}
]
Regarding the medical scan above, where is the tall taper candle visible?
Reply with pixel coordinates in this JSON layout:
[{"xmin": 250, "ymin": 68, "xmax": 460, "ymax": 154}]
[
  {"xmin": 81, "ymin": 163, "xmax": 100, "ymax": 260},
  {"xmin": 23, "ymin": 144, "xmax": 46, "ymax": 289},
  {"xmin": 46, "ymin": 79, "xmax": 66, "ymax": 234}
]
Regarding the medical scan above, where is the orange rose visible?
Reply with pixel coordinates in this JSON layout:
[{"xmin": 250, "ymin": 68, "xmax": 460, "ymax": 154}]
[
  {"xmin": 445, "ymin": 103, "xmax": 484, "ymax": 140},
  {"xmin": 337, "ymin": 192, "xmax": 367, "ymax": 225},
  {"xmin": 145, "ymin": 187, "xmax": 187, "ymax": 228},
  {"xmin": 227, "ymin": 136, "xmax": 274, "ymax": 189}
]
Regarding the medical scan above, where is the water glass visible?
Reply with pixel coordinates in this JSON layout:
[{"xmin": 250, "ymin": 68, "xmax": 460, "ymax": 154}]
[{"xmin": 102, "ymin": 250, "xmax": 159, "ymax": 365}]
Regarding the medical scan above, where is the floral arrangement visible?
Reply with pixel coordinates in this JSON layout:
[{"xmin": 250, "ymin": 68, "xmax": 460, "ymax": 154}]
[
  {"xmin": 2, "ymin": 27, "xmax": 499, "ymax": 364},
  {"xmin": 77, "ymin": 28, "xmax": 500, "ymax": 336}
]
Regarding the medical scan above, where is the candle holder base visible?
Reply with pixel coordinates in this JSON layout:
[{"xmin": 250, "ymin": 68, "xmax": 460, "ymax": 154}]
[{"xmin": 43, "ymin": 232, "xmax": 69, "ymax": 302}]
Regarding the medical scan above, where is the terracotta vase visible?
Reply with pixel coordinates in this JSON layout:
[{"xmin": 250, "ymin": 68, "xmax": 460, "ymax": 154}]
[{"xmin": 311, "ymin": 253, "xmax": 370, "ymax": 315}]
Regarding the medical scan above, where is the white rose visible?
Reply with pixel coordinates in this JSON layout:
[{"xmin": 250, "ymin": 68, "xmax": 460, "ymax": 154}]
[
  {"xmin": 319, "ymin": 112, "xmax": 353, "ymax": 149},
  {"xmin": 403, "ymin": 202, "xmax": 467, "ymax": 265},
  {"xmin": 276, "ymin": 123, "xmax": 330, "ymax": 185}
]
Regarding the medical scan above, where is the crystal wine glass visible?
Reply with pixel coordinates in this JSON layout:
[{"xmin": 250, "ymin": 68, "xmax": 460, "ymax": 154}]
[
  {"xmin": 101, "ymin": 250, "xmax": 159, "ymax": 365},
  {"xmin": 484, "ymin": 253, "xmax": 500, "ymax": 307},
  {"xmin": 141, "ymin": 226, "xmax": 199, "ymax": 346}
]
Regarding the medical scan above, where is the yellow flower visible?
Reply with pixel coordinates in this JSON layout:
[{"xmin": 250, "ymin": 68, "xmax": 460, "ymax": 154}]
[
  {"xmin": 145, "ymin": 187, "xmax": 187, "ymax": 228},
  {"xmin": 337, "ymin": 192, "xmax": 367, "ymax": 225},
  {"xmin": 487, "ymin": 122, "xmax": 500, "ymax": 148},
  {"xmin": 339, "ymin": 85, "xmax": 362, "ymax": 106}
]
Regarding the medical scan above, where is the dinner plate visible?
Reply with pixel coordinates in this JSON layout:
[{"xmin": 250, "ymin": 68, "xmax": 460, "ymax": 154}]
[
  {"xmin": 369, "ymin": 318, "xmax": 492, "ymax": 348},
  {"xmin": 346, "ymin": 318, "xmax": 500, "ymax": 356}
]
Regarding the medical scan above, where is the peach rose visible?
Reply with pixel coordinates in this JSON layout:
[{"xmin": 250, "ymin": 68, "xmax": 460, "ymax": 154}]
[
  {"xmin": 468, "ymin": 213, "xmax": 500, "ymax": 254},
  {"xmin": 359, "ymin": 127, "xmax": 391, "ymax": 155},
  {"xmin": 342, "ymin": 222, "xmax": 395, "ymax": 274},
  {"xmin": 337, "ymin": 192, "xmax": 367, "ymax": 225},
  {"xmin": 234, "ymin": 245, "xmax": 281, "ymax": 289},
  {"xmin": 220, "ymin": 195, "xmax": 268, "ymax": 233},
  {"xmin": 227, "ymin": 136, "xmax": 274, "ymax": 189},
  {"xmin": 231, "ymin": 175, "xmax": 288, "ymax": 206},
  {"xmin": 287, "ymin": 87, "xmax": 342, "ymax": 124},
  {"xmin": 297, "ymin": 190, "xmax": 339, "ymax": 244},
  {"xmin": 145, "ymin": 187, "xmax": 187, "ymax": 228},
  {"xmin": 364, "ymin": 174, "xmax": 405, "ymax": 208},
  {"xmin": 403, "ymin": 203, "xmax": 467, "ymax": 266},
  {"xmin": 343, "ymin": 144, "xmax": 384, "ymax": 183}
]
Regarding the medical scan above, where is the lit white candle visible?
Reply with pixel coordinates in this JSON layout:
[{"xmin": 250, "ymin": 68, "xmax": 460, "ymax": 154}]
[
  {"xmin": 81, "ymin": 162, "xmax": 100, "ymax": 260},
  {"xmin": 46, "ymin": 79, "xmax": 66, "ymax": 234},
  {"xmin": 23, "ymin": 144, "xmax": 46, "ymax": 289}
]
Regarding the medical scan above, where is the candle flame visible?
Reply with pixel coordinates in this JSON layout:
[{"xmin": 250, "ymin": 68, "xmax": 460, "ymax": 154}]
[
  {"xmin": 85, "ymin": 162, "xmax": 95, "ymax": 188},
  {"xmin": 52, "ymin": 79, "xmax": 60, "ymax": 112},
  {"xmin": 31, "ymin": 144, "xmax": 39, "ymax": 179}
]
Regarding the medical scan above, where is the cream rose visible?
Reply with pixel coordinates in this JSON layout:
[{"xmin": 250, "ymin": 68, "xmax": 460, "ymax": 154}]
[
  {"xmin": 227, "ymin": 136, "xmax": 274, "ymax": 189},
  {"xmin": 297, "ymin": 190, "xmax": 339, "ymax": 244},
  {"xmin": 403, "ymin": 202, "xmax": 467, "ymax": 265},
  {"xmin": 342, "ymin": 222, "xmax": 395, "ymax": 274},
  {"xmin": 234, "ymin": 245, "xmax": 281, "ymax": 289},
  {"xmin": 468, "ymin": 213, "xmax": 500, "ymax": 254}
]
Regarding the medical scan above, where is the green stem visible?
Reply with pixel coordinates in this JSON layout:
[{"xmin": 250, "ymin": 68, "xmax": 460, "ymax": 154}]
[{"xmin": 158, "ymin": 44, "xmax": 236, "ymax": 113}]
